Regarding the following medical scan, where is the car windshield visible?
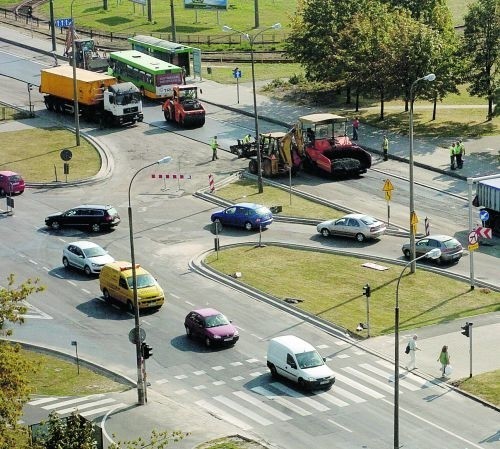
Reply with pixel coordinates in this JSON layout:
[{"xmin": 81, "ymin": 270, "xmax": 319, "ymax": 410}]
[
  {"xmin": 107, "ymin": 207, "xmax": 118, "ymax": 216},
  {"xmin": 9, "ymin": 175, "xmax": 22, "ymax": 182},
  {"xmin": 295, "ymin": 350, "xmax": 324, "ymax": 369},
  {"xmin": 126, "ymin": 274, "xmax": 156, "ymax": 289},
  {"xmin": 360, "ymin": 216, "xmax": 376, "ymax": 225},
  {"xmin": 83, "ymin": 246, "xmax": 107, "ymax": 258},
  {"xmin": 204, "ymin": 313, "xmax": 230, "ymax": 328}
]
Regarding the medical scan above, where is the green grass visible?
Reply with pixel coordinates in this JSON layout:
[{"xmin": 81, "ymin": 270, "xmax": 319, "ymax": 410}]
[
  {"xmin": 214, "ymin": 179, "xmax": 345, "ymax": 220},
  {"xmin": 205, "ymin": 246, "xmax": 500, "ymax": 337},
  {"xmin": 203, "ymin": 62, "xmax": 303, "ymax": 84},
  {"xmin": 1, "ymin": 128, "xmax": 101, "ymax": 182},
  {"xmin": 22, "ymin": 349, "xmax": 129, "ymax": 396},
  {"xmin": 453, "ymin": 371, "xmax": 500, "ymax": 407}
]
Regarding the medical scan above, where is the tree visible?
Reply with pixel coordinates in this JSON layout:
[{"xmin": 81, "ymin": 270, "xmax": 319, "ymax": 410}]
[
  {"xmin": 462, "ymin": 0, "xmax": 500, "ymax": 120},
  {"xmin": 37, "ymin": 412, "xmax": 97, "ymax": 449},
  {"xmin": 109, "ymin": 429, "xmax": 187, "ymax": 449}
]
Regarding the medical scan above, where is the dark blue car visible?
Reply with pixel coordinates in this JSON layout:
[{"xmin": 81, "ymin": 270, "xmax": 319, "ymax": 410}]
[{"xmin": 211, "ymin": 203, "xmax": 273, "ymax": 231}]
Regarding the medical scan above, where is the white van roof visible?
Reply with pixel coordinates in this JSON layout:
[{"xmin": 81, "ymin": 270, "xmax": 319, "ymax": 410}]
[{"xmin": 271, "ymin": 335, "xmax": 316, "ymax": 353}]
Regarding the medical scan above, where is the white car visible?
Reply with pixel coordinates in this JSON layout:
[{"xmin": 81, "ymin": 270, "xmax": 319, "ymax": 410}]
[
  {"xmin": 316, "ymin": 213, "xmax": 386, "ymax": 242},
  {"xmin": 62, "ymin": 241, "xmax": 115, "ymax": 275}
]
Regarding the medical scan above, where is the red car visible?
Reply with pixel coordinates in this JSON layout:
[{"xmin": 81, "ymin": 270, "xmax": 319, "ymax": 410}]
[
  {"xmin": 184, "ymin": 308, "xmax": 239, "ymax": 348},
  {"xmin": 0, "ymin": 171, "xmax": 25, "ymax": 196}
]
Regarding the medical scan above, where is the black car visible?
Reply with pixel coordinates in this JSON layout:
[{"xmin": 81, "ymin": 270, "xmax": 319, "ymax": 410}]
[{"xmin": 45, "ymin": 205, "xmax": 120, "ymax": 232}]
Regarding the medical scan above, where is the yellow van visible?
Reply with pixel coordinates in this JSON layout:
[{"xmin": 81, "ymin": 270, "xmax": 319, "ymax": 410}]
[{"xmin": 99, "ymin": 261, "xmax": 164, "ymax": 311}]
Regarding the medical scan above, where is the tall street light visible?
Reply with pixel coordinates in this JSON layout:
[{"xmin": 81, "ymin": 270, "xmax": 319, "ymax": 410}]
[
  {"xmin": 394, "ymin": 247, "xmax": 441, "ymax": 448},
  {"xmin": 223, "ymin": 23, "xmax": 281, "ymax": 194},
  {"xmin": 128, "ymin": 155, "xmax": 172, "ymax": 405},
  {"xmin": 408, "ymin": 73, "xmax": 435, "ymax": 273},
  {"xmin": 70, "ymin": 0, "xmax": 81, "ymax": 146}
]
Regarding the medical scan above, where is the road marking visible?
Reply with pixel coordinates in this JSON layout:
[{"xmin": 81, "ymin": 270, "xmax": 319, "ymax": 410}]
[
  {"xmin": 81, "ymin": 288, "xmax": 91, "ymax": 294},
  {"xmin": 342, "ymin": 367, "xmax": 397, "ymax": 394},
  {"xmin": 66, "ymin": 280, "xmax": 77, "ymax": 287},
  {"xmin": 213, "ymin": 395, "xmax": 273, "ymax": 426},
  {"xmin": 174, "ymin": 374, "xmax": 187, "ymax": 380},
  {"xmin": 246, "ymin": 358, "xmax": 259, "ymax": 363},
  {"xmin": 251, "ymin": 386, "xmax": 311, "ymax": 416},
  {"xmin": 230, "ymin": 362, "xmax": 243, "ymax": 366},
  {"xmin": 249, "ymin": 371, "xmax": 263, "ymax": 377},
  {"xmin": 193, "ymin": 385, "xmax": 206, "ymax": 390},
  {"xmin": 156, "ymin": 379, "xmax": 168, "ymax": 384},
  {"xmin": 333, "ymin": 386, "xmax": 366, "ymax": 403},
  {"xmin": 233, "ymin": 391, "xmax": 291, "ymax": 421},
  {"xmin": 29, "ymin": 397, "xmax": 65, "ymax": 406},
  {"xmin": 376, "ymin": 361, "xmax": 430, "ymax": 388},
  {"xmin": 56, "ymin": 398, "xmax": 114, "ymax": 415},
  {"xmin": 336, "ymin": 354, "xmax": 350, "ymax": 359},
  {"xmin": 328, "ymin": 418, "xmax": 353, "ymax": 433},
  {"xmin": 196, "ymin": 399, "xmax": 252, "ymax": 430},
  {"xmin": 360, "ymin": 363, "xmax": 419, "ymax": 391},
  {"xmin": 212, "ymin": 366, "xmax": 224, "ymax": 371},
  {"xmin": 43, "ymin": 395, "xmax": 105, "ymax": 410},
  {"xmin": 29, "ymin": 259, "xmax": 38, "ymax": 265},
  {"xmin": 270, "ymin": 382, "xmax": 329, "ymax": 412},
  {"xmin": 213, "ymin": 380, "xmax": 225, "ymax": 386},
  {"xmin": 313, "ymin": 390, "xmax": 349, "ymax": 407},
  {"xmin": 80, "ymin": 403, "xmax": 127, "ymax": 418},
  {"xmin": 43, "ymin": 266, "xmax": 50, "ymax": 271},
  {"xmin": 232, "ymin": 376, "xmax": 245, "ymax": 381},
  {"xmin": 170, "ymin": 293, "xmax": 180, "ymax": 299},
  {"xmin": 331, "ymin": 371, "xmax": 385, "ymax": 399},
  {"xmin": 193, "ymin": 370, "xmax": 205, "ymax": 375}
]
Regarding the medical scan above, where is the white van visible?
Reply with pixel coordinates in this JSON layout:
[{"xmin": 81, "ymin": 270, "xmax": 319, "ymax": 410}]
[{"xmin": 267, "ymin": 335, "xmax": 335, "ymax": 390}]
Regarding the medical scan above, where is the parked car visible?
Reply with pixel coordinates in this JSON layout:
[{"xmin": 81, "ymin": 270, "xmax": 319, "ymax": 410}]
[
  {"xmin": 0, "ymin": 170, "xmax": 25, "ymax": 196},
  {"xmin": 62, "ymin": 241, "xmax": 115, "ymax": 275},
  {"xmin": 184, "ymin": 308, "xmax": 239, "ymax": 347},
  {"xmin": 45, "ymin": 204, "xmax": 120, "ymax": 232},
  {"xmin": 316, "ymin": 213, "xmax": 386, "ymax": 242},
  {"xmin": 402, "ymin": 235, "xmax": 463, "ymax": 264},
  {"xmin": 210, "ymin": 202, "xmax": 273, "ymax": 231}
]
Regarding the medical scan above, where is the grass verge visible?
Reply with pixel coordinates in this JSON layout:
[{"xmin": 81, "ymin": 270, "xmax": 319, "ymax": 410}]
[
  {"xmin": 1, "ymin": 127, "xmax": 101, "ymax": 182},
  {"xmin": 453, "ymin": 371, "xmax": 500, "ymax": 407}
]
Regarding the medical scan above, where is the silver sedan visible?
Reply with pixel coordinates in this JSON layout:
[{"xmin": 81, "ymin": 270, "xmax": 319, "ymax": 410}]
[
  {"xmin": 316, "ymin": 213, "xmax": 387, "ymax": 242},
  {"xmin": 62, "ymin": 241, "xmax": 115, "ymax": 276}
]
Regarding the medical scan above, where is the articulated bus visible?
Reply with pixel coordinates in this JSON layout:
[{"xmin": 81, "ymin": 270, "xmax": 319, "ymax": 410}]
[{"xmin": 107, "ymin": 50, "xmax": 183, "ymax": 100}]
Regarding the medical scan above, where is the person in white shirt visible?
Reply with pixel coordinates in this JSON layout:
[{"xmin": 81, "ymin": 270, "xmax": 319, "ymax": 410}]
[{"xmin": 407, "ymin": 334, "xmax": 420, "ymax": 371}]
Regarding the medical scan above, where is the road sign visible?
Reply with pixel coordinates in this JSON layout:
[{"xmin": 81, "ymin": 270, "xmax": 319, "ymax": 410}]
[
  {"xmin": 128, "ymin": 327, "xmax": 146, "ymax": 345},
  {"xmin": 410, "ymin": 211, "xmax": 418, "ymax": 225},
  {"xmin": 232, "ymin": 68, "xmax": 242, "ymax": 78},
  {"xmin": 468, "ymin": 243, "xmax": 479, "ymax": 251},
  {"xmin": 382, "ymin": 179, "xmax": 394, "ymax": 192},
  {"xmin": 54, "ymin": 18, "xmax": 73, "ymax": 28},
  {"xmin": 479, "ymin": 210, "xmax": 489, "ymax": 222},
  {"xmin": 475, "ymin": 226, "xmax": 492, "ymax": 239},
  {"xmin": 384, "ymin": 191, "xmax": 392, "ymax": 201},
  {"xmin": 60, "ymin": 149, "xmax": 73, "ymax": 161},
  {"xmin": 468, "ymin": 230, "xmax": 478, "ymax": 245}
]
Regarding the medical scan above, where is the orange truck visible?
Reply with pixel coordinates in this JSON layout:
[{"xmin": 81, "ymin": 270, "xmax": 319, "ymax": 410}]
[{"xmin": 162, "ymin": 85, "xmax": 205, "ymax": 128}]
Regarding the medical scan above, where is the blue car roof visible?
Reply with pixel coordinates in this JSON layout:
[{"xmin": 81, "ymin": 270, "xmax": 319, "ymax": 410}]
[{"xmin": 235, "ymin": 202, "xmax": 265, "ymax": 209}]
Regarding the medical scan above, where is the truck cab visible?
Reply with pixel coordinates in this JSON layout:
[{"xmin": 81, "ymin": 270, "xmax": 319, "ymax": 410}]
[{"xmin": 104, "ymin": 83, "xmax": 144, "ymax": 125}]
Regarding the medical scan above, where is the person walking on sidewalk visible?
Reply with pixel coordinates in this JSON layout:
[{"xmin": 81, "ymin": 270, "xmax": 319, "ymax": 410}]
[
  {"xmin": 437, "ymin": 345, "xmax": 451, "ymax": 378},
  {"xmin": 457, "ymin": 139, "xmax": 465, "ymax": 169},
  {"xmin": 211, "ymin": 136, "xmax": 219, "ymax": 161},
  {"xmin": 450, "ymin": 142, "xmax": 457, "ymax": 170},
  {"xmin": 352, "ymin": 117, "xmax": 360, "ymax": 141},
  {"xmin": 407, "ymin": 334, "xmax": 420, "ymax": 370},
  {"xmin": 382, "ymin": 134, "xmax": 389, "ymax": 161},
  {"xmin": 454, "ymin": 141, "xmax": 463, "ymax": 169}
]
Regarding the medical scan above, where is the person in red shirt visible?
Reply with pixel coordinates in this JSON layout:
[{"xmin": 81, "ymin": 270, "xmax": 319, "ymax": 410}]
[{"xmin": 352, "ymin": 117, "xmax": 360, "ymax": 141}]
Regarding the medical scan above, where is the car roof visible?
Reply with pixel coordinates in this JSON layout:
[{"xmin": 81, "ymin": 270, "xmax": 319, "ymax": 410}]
[
  {"xmin": 271, "ymin": 335, "xmax": 316, "ymax": 353},
  {"xmin": 0, "ymin": 170, "xmax": 19, "ymax": 176},
  {"xmin": 423, "ymin": 235, "xmax": 456, "ymax": 241},
  {"xmin": 68, "ymin": 240, "xmax": 101, "ymax": 249},
  {"xmin": 72, "ymin": 204, "xmax": 113, "ymax": 209},
  {"xmin": 104, "ymin": 261, "xmax": 148, "ymax": 275},
  {"xmin": 233, "ymin": 203, "xmax": 267, "ymax": 210},
  {"xmin": 191, "ymin": 308, "xmax": 221, "ymax": 317}
]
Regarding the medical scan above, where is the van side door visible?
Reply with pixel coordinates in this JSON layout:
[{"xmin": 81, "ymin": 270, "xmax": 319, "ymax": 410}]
[
  {"xmin": 114, "ymin": 275, "xmax": 129, "ymax": 304},
  {"xmin": 281, "ymin": 353, "xmax": 298, "ymax": 382}
]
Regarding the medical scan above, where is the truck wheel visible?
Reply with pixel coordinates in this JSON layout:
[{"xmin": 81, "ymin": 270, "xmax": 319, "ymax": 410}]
[
  {"xmin": 127, "ymin": 300, "xmax": 134, "ymax": 313},
  {"xmin": 249, "ymin": 159, "xmax": 258, "ymax": 174},
  {"xmin": 262, "ymin": 158, "xmax": 273, "ymax": 177},
  {"xmin": 164, "ymin": 108, "xmax": 172, "ymax": 121}
]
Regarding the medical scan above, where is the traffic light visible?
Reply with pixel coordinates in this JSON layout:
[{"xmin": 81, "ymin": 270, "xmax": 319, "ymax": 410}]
[
  {"xmin": 141, "ymin": 343, "xmax": 153, "ymax": 359},
  {"xmin": 362, "ymin": 283, "xmax": 371, "ymax": 298},
  {"xmin": 461, "ymin": 322, "xmax": 471, "ymax": 338}
]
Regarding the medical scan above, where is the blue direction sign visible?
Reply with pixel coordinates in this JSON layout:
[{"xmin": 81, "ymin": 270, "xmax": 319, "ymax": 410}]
[
  {"xmin": 232, "ymin": 68, "xmax": 242, "ymax": 79},
  {"xmin": 479, "ymin": 209, "xmax": 490, "ymax": 222},
  {"xmin": 55, "ymin": 18, "xmax": 73, "ymax": 28}
]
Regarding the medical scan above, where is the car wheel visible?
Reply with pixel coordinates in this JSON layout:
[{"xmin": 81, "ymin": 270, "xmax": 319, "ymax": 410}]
[
  {"xmin": 127, "ymin": 300, "xmax": 134, "ymax": 313},
  {"xmin": 62, "ymin": 257, "xmax": 70, "ymax": 269},
  {"xmin": 321, "ymin": 228, "xmax": 330, "ymax": 237},
  {"xmin": 403, "ymin": 249, "xmax": 411, "ymax": 258},
  {"xmin": 185, "ymin": 326, "xmax": 192, "ymax": 338},
  {"xmin": 103, "ymin": 289, "xmax": 111, "ymax": 302},
  {"xmin": 0, "ymin": 188, "xmax": 5, "ymax": 197},
  {"xmin": 84, "ymin": 265, "xmax": 92, "ymax": 276},
  {"xmin": 51, "ymin": 221, "xmax": 60, "ymax": 230},
  {"xmin": 244, "ymin": 221, "xmax": 253, "ymax": 231},
  {"xmin": 268, "ymin": 363, "xmax": 278, "ymax": 378},
  {"xmin": 435, "ymin": 257, "xmax": 443, "ymax": 266},
  {"xmin": 91, "ymin": 223, "xmax": 100, "ymax": 232},
  {"xmin": 355, "ymin": 233, "xmax": 365, "ymax": 242},
  {"xmin": 205, "ymin": 337, "xmax": 211, "ymax": 348}
]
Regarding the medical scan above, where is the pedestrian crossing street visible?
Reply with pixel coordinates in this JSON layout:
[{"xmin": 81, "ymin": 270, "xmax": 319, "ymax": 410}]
[
  {"xmin": 153, "ymin": 356, "xmax": 444, "ymax": 431},
  {"xmin": 27, "ymin": 394, "xmax": 126, "ymax": 419}
]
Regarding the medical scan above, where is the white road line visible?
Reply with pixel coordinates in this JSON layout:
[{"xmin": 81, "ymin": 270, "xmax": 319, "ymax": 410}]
[
  {"xmin": 80, "ymin": 403, "xmax": 127, "ymax": 417},
  {"xmin": 170, "ymin": 293, "xmax": 180, "ymax": 299},
  {"xmin": 174, "ymin": 374, "xmax": 187, "ymax": 379},
  {"xmin": 331, "ymin": 372, "xmax": 385, "ymax": 399},
  {"xmin": 333, "ymin": 386, "xmax": 366, "ymax": 403},
  {"xmin": 193, "ymin": 370, "xmax": 205, "ymax": 375},
  {"xmin": 342, "ymin": 367, "xmax": 397, "ymax": 394},
  {"xmin": 230, "ymin": 362, "xmax": 243, "ymax": 366},
  {"xmin": 213, "ymin": 396, "xmax": 273, "ymax": 426},
  {"xmin": 42, "ymin": 395, "xmax": 105, "ymax": 410},
  {"xmin": 24, "ymin": 303, "xmax": 52, "ymax": 319},
  {"xmin": 56, "ymin": 398, "xmax": 115, "ymax": 415},
  {"xmin": 43, "ymin": 266, "xmax": 50, "ymax": 271},
  {"xmin": 270, "ymin": 382, "xmax": 330, "ymax": 412},
  {"xmin": 360, "ymin": 363, "xmax": 419, "ymax": 391},
  {"xmin": 376, "ymin": 361, "xmax": 430, "ymax": 388},
  {"xmin": 328, "ymin": 418, "xmax": 353, "ymax": 433},
  {"xmin": 58, "ymin": 238, "xmax": 66, "ymax": 243},
  {"xmin": 233, "ymin": 391, "xmax": 291, "ymax": 421},
  {"xmin": 156, "ymin": 379, "xmax": 168, "ymax": 384},
  {"xmin": 29, "ymin": 397, "xmax": 65, "ymax": 406},
  {"xmin": 336, "ymin": 354, "xmax": 350, "ymax": 359},
  {"xmin": 66, "ymin": 280, "xmax": 77, "ymax": 287},
  {"xmin": 251, "ymin": 386, "xmax": 311, "ymax": 416},
  {"xmin": 313, "ymin": 391, "xmax": 349, "ymax": 407},
  {"xmin": 196, "ymin": 399, "xmax": 252, "ymax": 430},
  {"xmin": 246, "ymin": 358, "xmax": 259, "ymax": 363},
  {"xmin": 212, "ymin": 366, "xmax": 224, "ymax": 371},
  {"xmin": 29, "ymin": 259, "xmax": 38, "ymax": 265},
  {"xmin": 232, "ymin": 376, "xmax": 245, "ymax": 381},
  {"xmin": 53, "ymin": 273, "xmax": 63, "ymax": 278},
  {"xmin": 81, "ymin": 288, "xmax": 91, "ymax": 294}
]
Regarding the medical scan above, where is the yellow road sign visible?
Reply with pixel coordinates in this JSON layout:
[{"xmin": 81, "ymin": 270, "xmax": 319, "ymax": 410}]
[
  {"xmin": 385, "ymin": 191, "xmax": 392, "ymax": 201},
  {"xmin": 383, "ymin": 179, "xmax": 394, "ymax": 192},
  {"xmin": 410, "ymin": 212, "xmax": 419, "ymax": 225},
  {"xmin": 411, "ymin": 223, "xmax": 418, "ymax": 235},
  {"xmin": 468, "ymin": 243, "xmax": 479, "ymax": 251}
]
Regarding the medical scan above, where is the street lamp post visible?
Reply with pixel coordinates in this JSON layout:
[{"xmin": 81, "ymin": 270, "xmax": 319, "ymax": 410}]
[
  {"xmin": 394, "ymin": 247, "xmax": 441, "ymax": 448},
  {"xmin": 70, "ymin": 0, "xmax": 81, "ymax": 147},
  {"xmin": 223, "ymin": 23, "xmax": 281, "ymax": 194},
  {"xmin": 128, "ymin": 156, "xmax": 172, "ymax": 405},
  {"xmin": 408, "ymin": 73, "xmax": 436, "ymax": 273}
]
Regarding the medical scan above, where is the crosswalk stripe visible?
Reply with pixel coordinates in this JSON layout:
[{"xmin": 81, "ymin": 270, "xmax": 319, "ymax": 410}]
[
  {"xmin": 233, "ymin": 391, "xmax": 291, "ymax": 421},
  {"xmin": 331, "ymin": 372, "xmax": 385, "ymax": 399},
  {"xmin": 79, "ymin": 403, "xmax": 127, "ymax": 418},
  {"xmin": 342, "ymin": 367, "xmax": 397, "ymax": 394},
  {"xmin": 213, "ymin": 396, "xmax": 273, "ymax": 426},
  {"xmin": 313, "ymin": 391, "xmax": 349, "ymax": 407},
  {"xmin": 270, "ymin": 382, "xmax": 330, "ymax": 412},
  {"xmin": 29, "ymin": 397, "xmax": 65, "ymax": 406},
  {"xmin": 196, "ymin": 399, "xmax": 252, "ymax": 430},
  {"xmin": 333, "ymin": 386, "xmax": 366, "ymax": 403},
  {"xmin": 360, "ymin": 363, "xmax": 419, "ymax": 391},
  {"xmin": 376, "ymin": 360, "xmax": 430, "ymax": 388},
  {"xmin": 42, "ymin": 395, "xmax": 105, "ymax": 410},
  {"xmin": 251, "ymin": 386, "xmax": 311, "ymax": 416},
  {"xmin": 56, "ymin": 398, "xmax": 116, "ymax": 415}
]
